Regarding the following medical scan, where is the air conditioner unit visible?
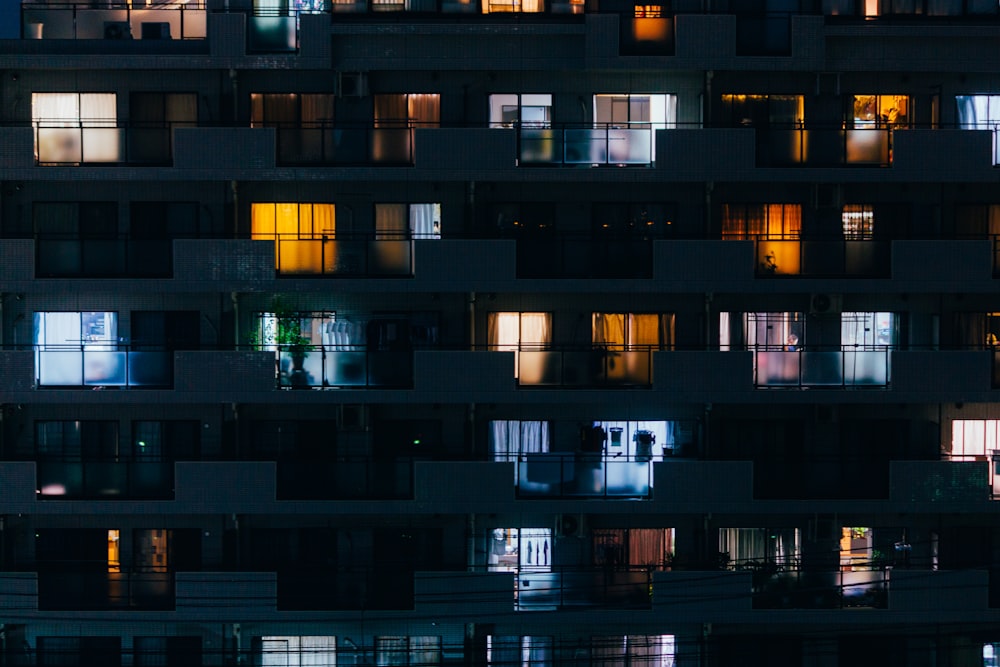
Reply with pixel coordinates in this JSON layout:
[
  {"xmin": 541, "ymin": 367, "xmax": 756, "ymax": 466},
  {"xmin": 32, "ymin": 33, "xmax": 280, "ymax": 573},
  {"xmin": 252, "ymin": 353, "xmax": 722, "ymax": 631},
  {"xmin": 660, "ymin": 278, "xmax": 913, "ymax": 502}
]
[
  {"xmin": 809, "ymin": 293, "xmax": 842, "ymax": 315},
  {"xmin": 339, "ymin": 404, "xmax": 368, "ymax": 431},
  {"xmin": 140, "ymin": 22, "xmax": 171, "ymax": 40},
  {"xmin": 337, "ymin": 72, "xmax": 369, "ymax": 98},
  {"xmin": 555, "ymin": 513, "xmax": 586, "ymax": 538},
  {"xmin": 103, "ymin": 21, "xmax": 132, "ymax": 40}
]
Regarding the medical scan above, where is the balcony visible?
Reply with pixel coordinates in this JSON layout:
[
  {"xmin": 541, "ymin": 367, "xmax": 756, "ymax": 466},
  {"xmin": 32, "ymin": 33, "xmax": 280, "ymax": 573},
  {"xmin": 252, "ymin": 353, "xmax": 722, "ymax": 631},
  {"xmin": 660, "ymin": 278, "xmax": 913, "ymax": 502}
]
[
  {"xmin": 38, "ymin": 569, "xmax": 175, "ymax": 611},
  {"xmin": 277, "ymin": 567, "xmax": 413, "ymax": 611},
  {"xmin": 755, "ymin": 126, "xmax": 892, "ymax": 167},
  {"xmin": 515, "ymin": 234, "xmax": 654, "ymax": 279},
  {"xmin": 268, "ymin": 123, "xmax": 424, "ymax": 165},
  {"xmin": 752, "ymin": 239, "xmax": 889, "ymax": 278},
  {"xmin": 511, "ymin": 452, "xmax": 654, "ymax": 499},
  {"xmin": 753, "ymin": 348, "xmax": 891, "ymax": 388},
  {"xmin": 36, "ymin": 460, "xmax": 174, "ymax": 499},
  {"xmin": 514, "ymin": 345, "xmax": 657, "ymax": 387},
  {"xmin": 518, "ymin": 124, "xmax": 658, "ymax": 167},
  {"xmin": 35, "ymin": 345, "xmax": 173, "ymax": 389},
  {"xmin": 21, "ymin": 0, "xmax": 207, "ymax": 41},
  {"xmin": 34, "ymin": 122, "xmax": 189, "ymax": 166},
  {"xmin": 274, "ymin": 458, "xmax": 413, "ymax": 499},
  {"xmin": 517, "ymin": 566, "xmax": 652, "ymax": 610},
  {"xmin": 36, "ymin": 236, "xmax": 173, "ymax": 278},
  {"xmin": 268, "ymin": 235, "xmax": 413, "ymax": 277},
  {"xmin": 273, "ymin": 346, "xmax": 413, "ymax": 388},
  {"xmin": 752, "ymin": 569, "xmax": 889, "ymax": 610}
]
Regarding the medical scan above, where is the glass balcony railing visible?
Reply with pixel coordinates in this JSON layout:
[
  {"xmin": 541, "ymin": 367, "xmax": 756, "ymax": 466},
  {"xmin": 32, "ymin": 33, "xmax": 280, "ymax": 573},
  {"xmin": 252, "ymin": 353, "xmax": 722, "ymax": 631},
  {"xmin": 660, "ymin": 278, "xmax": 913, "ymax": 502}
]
[
  {"xmin": 36, "ymin": 460, "xmax": 174, "ymax": 499},
  {"xmin": 511, "ymin": 452, "xmax": 655, "ymax": 498},
  {"xmin": 34, "ymin": 122, "xmax": 190, "ymax": 166},
  {"xmin": 275, "ymin": 346, "xmax": 413, "ymax": 388},
  {"xmin": 755, "ymin": 126, "xmax": 893, "ymax": 166},
  {"xmin": 515, "ymin": 235, "xmax": 654, "ymax": 279},
  {"xmin": 751, "ymin": 238, "xmax": 890, "ymax": 278},
  {"xmin": 266, "ymin": 234, "xmax": 413, "ymax": 276},
  {"xmin": 513, "ymin": 345, "xmax": 657, "ymax": 387},
  {"xmin": 35, "ymin": 346, "xmax": 173, "ymax": 388},
  {"xmin": 753, "ymin": 348, "xmax": 892, "ymax": 388},
  {"xmin": 274, "ymin": 458, "xmax": 414, "ymax": 499},
  {"xmin": 752, "ymin": 568, "xmax": 889, "ymax": 610},
  {"xmin": 35, "ymin": 236, "xmax": 173, "ymax": 278},
  {"xmin": 38, "ymin": 569, "xmax": 175, "ymax": 610},
  {"xmin": 269, "ymin": 123, "xmax": 421, "ymax": 165},
  {"xmin": 516, "ymin": 566, "xmax": 652, "ymax": 610},
  {"xmin": 21, "ymin": 1, "xmax": 207, "ymax": 40},
  {"xmin": 518, "ymin": 123, "xmax": 659, "ymax": 167}
]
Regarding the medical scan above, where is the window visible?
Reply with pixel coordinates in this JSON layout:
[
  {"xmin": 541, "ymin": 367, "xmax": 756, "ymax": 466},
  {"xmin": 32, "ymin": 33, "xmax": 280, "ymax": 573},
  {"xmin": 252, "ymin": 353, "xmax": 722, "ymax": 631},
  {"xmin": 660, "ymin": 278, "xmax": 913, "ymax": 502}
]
[
  {"xmin": 375, "ymin": 637, "xmax": 441, "ymax": 666},
  {"xmin": 591, "ymin": 636, "xmax": 675, "ymax": 667},
  {"xmin": 33, "ymin": 311, "xmax": 119, "ymax": 386},
  {"xmin": 373, "ymin": 94, "xmax": 439, "ymax": 163},
  {"xmin": 375, "ymin": 203, "xmax": 442, "ymax": 239},
  {"xmin": 592, "ymin": 313, "xmax": 672, "ymax": 350},
  {"xmin": 722, "ymin": 204, "xmax": 802, "ymax": 275},
  {"xmin": 489, "ymin": 94, "xmax": 552, "ymax": 128},
  {"xmin": 593, "ymin": 529, "xmax": 674, "ymax": 569},
  {"xmin": 33, "ymin": 202, "xmax": 119, "ymax": 277},
  {"xmin": 134, "ymin": 637, "xmax": 202, "ymax": 667},
  {"xmin": 719, "ymin": 528, "xmax": 800, "ymax": 570},
  {"xmin": 482, "ymin": 0, "xmax": 544, "ymax": 13},
  {"xmin": 36, "ymin": 421, "xmax": 119, "ymax": 461},
  {"xmin": 841, "ymin": 311, "xmax": 896, "ymax": 349},
  {"xmin": 487, "ymin": 636, "xmax": 553, "ymax": 667},
  {"xmin": 129, "ymin": 92, "xmax": 197, "ymax": 163},
  {"xmin": 722, "ymin": 204, "xmax": 801, "ymax": 240},
  {"xmin": 251, "ymin": 93, "xmax": 335, "ymax": 128},
  {"xmin": 487, "ymin": 312, "xmax": 552, "ymax": 381},
  {"xmin": 718, "ymin": 94, "xmax": 804, "ymax": 127},
  {"xmin": 590, "ymin": 94, "xmax": 676, "ymax": 164},
  {"xmin": 489, "ymin": 420, "xmax": 550, "ymax": 485},
  {"xmin": 957, "ymin": 95, "xmax": 1000, "ymax": 164},
  {"xmin": 258, "ymin": 636, "xmax": 336, "ymax": 667},
  {"xmin": 251, "ymin": 93, "xmax": 335, "ymax": 162},
  {"xmin": 32, "ymin": 92, "xmax": 120, "ymax": 163},
  {"xmin": 842, "ymin": 204, "xmax": 874, "ymax": 240},
  {"xmin": 251, "ymin": 202, "xmax": 336, "ymax": 273},
  {"xmin": 37, "ymin": 637, "xmax": 121, "ymax": 667},
  {"xmin": 852, "ymin": 94, "xmax": 909, "ymax": 128},
  {"xmin": 488, "ymin": 528, "xmax": 552, "ymax": 572},
  {"xmin": 952, "ymin": 420, "xmax": 1000, "ymax": 497},
  {"xmin": 132, "ymin": 421, "xmax": 200, "ymax": 461},
  {"xmin": 954, "ymin": 204, "xmax": 1000, "ymax": 238}
]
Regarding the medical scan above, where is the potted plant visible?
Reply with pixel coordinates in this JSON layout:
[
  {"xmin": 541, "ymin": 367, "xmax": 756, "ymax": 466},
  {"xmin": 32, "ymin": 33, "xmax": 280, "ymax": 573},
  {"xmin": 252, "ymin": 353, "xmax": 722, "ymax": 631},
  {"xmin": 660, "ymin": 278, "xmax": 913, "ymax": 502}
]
[{"xmin": 249, "ymin": 297, "xmax": 312, "ymax": 375}]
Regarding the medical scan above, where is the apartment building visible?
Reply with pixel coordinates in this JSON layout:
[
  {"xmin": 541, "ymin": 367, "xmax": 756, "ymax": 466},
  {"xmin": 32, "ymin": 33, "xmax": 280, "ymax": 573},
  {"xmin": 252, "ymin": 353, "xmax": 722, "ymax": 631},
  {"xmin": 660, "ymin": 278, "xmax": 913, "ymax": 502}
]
[{"xmin": 2, "ymin": 0, "xmax": 1000, "ymax": 665}]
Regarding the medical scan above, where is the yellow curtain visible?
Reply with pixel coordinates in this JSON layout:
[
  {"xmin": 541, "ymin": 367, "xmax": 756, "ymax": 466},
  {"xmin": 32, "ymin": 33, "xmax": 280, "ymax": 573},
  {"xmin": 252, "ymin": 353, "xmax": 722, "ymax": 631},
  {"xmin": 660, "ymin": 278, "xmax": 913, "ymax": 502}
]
[
  {"xmin": 592, "ymin": 313, "xmax": 626, "ymax": 349},
  {"xmin": 408, "ymin": 94, "xmax": 440, "ymax": 127},
  {"xmin": 252, "ymin": 203, "xmax": 334, "ymax": 273}
]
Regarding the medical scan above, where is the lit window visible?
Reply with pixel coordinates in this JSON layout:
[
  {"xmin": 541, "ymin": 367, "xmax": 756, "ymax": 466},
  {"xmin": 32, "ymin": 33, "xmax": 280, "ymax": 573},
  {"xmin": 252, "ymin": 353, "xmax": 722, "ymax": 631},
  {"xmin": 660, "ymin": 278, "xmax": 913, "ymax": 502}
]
[
  {"xmin": 633, "ymin": 4, "xmax": 661, "ymax": 17},
  {"xmin": 852, "ymin": 94, "xmax": 909, "ymax": 127},
  {"xmin": 32, "ymin": 93, "xmax": 120, "ymax": 164},
  {"xmin": 842, "ymin": 204, "xmax": 874, "ymax": 240},
  {"xmin": 721, "ymin": 204, "xmax": 801, "ymax": 240},
  {"xmin": 251, "ymin": 203, "xmax": 336, "ymax": 273}
]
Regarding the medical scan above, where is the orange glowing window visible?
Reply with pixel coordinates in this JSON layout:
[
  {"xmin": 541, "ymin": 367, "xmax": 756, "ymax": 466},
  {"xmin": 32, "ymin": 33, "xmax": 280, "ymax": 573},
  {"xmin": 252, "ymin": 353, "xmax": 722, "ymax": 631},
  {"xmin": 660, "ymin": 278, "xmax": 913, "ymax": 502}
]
[{"xmin": 634, "ymin": 4, "xmax": 661, "ymax": 17}]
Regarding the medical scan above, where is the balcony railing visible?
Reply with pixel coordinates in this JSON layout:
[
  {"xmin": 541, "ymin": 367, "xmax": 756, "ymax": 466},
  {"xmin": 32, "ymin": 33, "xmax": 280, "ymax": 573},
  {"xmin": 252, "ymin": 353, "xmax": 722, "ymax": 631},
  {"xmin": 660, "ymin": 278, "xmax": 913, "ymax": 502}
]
[
  {"xmin": 510, "ymin": 452, "xmax": 655, "ymax": 498},
  {"xmin": 274, "ymin": 345, "xmax": 413, "ymax": 388},
  {"xmin": 278, "ymin": 567, "xmax": 413, "ymax": 610},
  {"xmin": 518, "ymin": 123, "xmax": 660, "ymax": 167},
  {"xmin": 35, "ymin": 345, "xmax": 173, "ymax": 388},
  {"xmin": 753, "ymin": 348, "xmax": 892, "ymax": 388},
  {"xmin": 267, "ymin": 234, "xmax": 413, "ymax": 276},
  {"xmin": 274, "ymin": 458, "xmax": 414, "ymax": 499},
  {"xmin": 752, "ymin": 568, "xmax": 889, "ymax": 610},
  {"xmin": 516, "ymin": 566, "xmax": 653, "ymax": 610},
  {"xmin": 36, "ymin": 235, "xmax": 173, "ymax": 278},
  {"xmin": 515, "ymin": 235, "xmax": 654, "ymax": 279},
  {"xmin": 21, "ymin": 1, "xmax": 207, "ymax": 40},
  {"xmin": 34, "ymin": 121, "xmax": 190, "ymax": 166},
  {"xmin": 36, "ymin": 460, "xmax": 174, "ymax": 499},
  {"xmin": 38, "ymin": 568, "xmax": 175, "ymax": 610},
  {"xmin": 755, "ymin": 126, "xmax": 893, "ymax": 166},
  {"xmin": 751, "ymin": 238, "xmax": 890, "ymax": 278},
  {"xmin": 512, "ymin": 345, "xmax": 658, "ymax": 387},
  {"xmin": 265, "ymin": 123, "xmax": 417, "ymax": 165}
]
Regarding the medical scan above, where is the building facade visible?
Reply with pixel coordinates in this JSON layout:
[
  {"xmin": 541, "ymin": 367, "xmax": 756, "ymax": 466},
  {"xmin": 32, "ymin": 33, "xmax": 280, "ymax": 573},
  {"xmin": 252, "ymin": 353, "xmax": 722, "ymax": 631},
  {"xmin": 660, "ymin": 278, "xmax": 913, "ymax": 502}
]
[{"xmin": 1, "ymin": 1, "xmax": 1000, "ymax": 665}]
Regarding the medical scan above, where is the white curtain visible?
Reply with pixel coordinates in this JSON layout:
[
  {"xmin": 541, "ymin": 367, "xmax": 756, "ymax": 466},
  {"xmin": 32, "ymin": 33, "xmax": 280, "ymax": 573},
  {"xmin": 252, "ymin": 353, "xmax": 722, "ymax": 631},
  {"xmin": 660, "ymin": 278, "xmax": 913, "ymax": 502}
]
[
  {"xmin": 489, "ymin": 420, "xmax": 550, "ymax": 461},
  {"xmin": 409, "ymin": 203, "xmax": 441, "ymax": 238}
]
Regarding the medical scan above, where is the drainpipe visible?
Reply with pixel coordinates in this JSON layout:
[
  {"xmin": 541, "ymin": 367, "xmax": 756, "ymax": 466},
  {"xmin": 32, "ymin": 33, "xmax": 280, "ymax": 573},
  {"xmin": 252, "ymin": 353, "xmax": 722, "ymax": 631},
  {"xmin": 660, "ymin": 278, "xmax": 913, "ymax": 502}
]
[
  {"xmin": 0, "ymin": 293, "xmax": 4, "ymax": 348},
  {"xmin": 231, "ymin": 292, "xmax": 240, "ymax": 348},
  {"xmin": 228, "ymin": 68, "xmax": 238, "ymax": 124},
  {"xmin": 230, "ymin": 180, "xmax": 238, "ymax": 237}
]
